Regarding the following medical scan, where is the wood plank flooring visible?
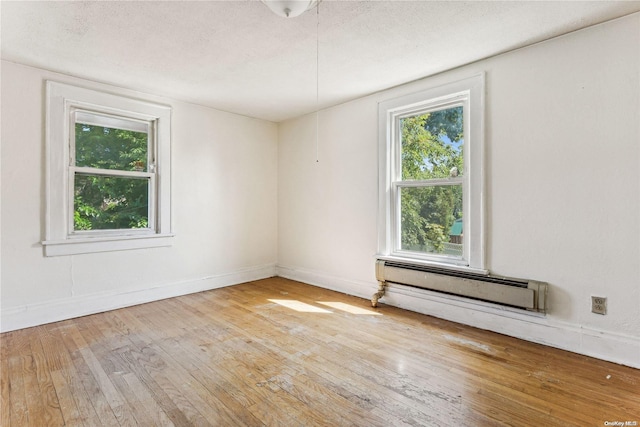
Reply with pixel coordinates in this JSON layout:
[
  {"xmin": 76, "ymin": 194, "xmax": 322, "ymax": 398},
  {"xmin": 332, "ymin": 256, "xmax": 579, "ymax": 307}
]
[{"xmin": 1, "ymin": 277, "xmax": 639, "ymax": 426}]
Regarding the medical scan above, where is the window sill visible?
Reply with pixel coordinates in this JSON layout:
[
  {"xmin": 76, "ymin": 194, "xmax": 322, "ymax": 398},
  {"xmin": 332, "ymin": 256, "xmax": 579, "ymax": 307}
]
[
  {"xmin": 42, "ymin": 233, "xmax": 175, "ymax": 256},
  {"xmin": 376, "ymin": 254, "xmax": 489, "ymax": 276}
]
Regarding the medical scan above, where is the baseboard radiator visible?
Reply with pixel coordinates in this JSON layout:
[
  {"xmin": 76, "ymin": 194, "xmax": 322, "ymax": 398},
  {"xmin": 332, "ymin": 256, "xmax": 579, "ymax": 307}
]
[{"xmin": 373, "ymin": 259, "xmax": 547, "ymax": 313}]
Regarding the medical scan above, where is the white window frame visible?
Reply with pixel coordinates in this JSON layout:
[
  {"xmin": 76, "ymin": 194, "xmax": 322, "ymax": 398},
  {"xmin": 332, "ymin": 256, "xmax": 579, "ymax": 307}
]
[
  {"xmin": 43, "ymin": 81, "xmax": 173, "ymax": 256},
  {"xmin": 70, "ymin": 109, "xmax": 157, "ymax": 237},
  {"xmin": 377, "ymin": 74, "xmax": 485, "ymax": 273}
]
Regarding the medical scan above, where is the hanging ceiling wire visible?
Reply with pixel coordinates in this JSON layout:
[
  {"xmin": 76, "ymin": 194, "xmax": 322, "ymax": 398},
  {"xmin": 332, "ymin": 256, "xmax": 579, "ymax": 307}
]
[
  {"xmin": 262, "ymin": 0, "xmax": 320, "ymax": 162},
  {"xmin": 315, "ymin": 1, "xmax": 320, "ymax": 163}
]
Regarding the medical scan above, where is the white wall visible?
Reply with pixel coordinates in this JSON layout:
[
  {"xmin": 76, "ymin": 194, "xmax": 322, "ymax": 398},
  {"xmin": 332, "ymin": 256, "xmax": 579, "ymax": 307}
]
[
  {"xmin": 1, "ymin": 61, "xmax": 279, "ymax": 331},
  {"xmin": 277, "ymin": 14, "xmax": 640, "ymax": 368}
]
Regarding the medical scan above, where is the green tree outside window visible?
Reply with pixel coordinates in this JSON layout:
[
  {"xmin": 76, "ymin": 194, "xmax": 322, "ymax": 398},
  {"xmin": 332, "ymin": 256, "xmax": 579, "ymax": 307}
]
[
  {"xmin": 400, "ymin": 107, "xmax": 463, "ymax": 255},
  {"xmin": 73, "ymin": 123, "xmax": 150, "ymax": 231}
]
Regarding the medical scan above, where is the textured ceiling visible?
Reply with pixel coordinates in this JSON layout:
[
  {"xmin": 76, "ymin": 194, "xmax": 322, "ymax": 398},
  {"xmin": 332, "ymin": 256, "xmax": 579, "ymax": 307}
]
[{"xmin": 2, "ymin": 1, "xmax": 640, "ymax": 122}]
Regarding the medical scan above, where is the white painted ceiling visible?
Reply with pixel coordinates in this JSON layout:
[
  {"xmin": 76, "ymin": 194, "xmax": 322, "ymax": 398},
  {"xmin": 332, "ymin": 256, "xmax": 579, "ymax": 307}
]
[{"xmin": 2, "ymin": 1, "xmax": 640, "ymax": 122}]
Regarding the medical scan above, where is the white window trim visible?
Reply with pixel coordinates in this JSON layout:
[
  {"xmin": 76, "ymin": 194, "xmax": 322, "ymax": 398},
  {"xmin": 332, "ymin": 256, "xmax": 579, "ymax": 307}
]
[
  {"xmin": 377, "ymin": 74, "xmax": 485, "ymax": 271},
  {"xmin": 43, "ymin": 81, "xmax": 173, "ymax": 256}
]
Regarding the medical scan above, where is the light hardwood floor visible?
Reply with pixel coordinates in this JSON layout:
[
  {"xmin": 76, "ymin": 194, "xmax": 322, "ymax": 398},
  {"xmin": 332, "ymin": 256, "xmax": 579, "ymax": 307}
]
[{"xmin": 1, "ymin": 277, "xmax": 639, "ymax": 426}]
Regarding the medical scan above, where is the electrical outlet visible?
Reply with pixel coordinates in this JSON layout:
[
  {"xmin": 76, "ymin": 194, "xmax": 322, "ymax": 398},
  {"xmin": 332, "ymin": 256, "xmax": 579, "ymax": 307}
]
[{"xmin": 591, "ymin": 296, "xmax": 607, "ymax": 315}]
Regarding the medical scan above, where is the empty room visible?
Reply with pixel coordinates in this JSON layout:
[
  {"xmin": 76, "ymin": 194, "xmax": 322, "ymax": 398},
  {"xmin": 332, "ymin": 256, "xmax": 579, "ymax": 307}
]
[{"xmin": 1, "ymin": 1, "xmax": 639, "ymax": 425}]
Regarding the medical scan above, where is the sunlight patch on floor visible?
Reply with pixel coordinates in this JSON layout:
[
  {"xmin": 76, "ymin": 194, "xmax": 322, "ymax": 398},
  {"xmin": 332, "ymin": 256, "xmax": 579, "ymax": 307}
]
[
  {"xmin": 268, "ymin": 299, "xmax": 382, "ymax": 315},
  {"xmin": 268, "ymin": 299, "xmax": 332, "ymax": 313},
  {"xmin": 317, "ymin": 301, "xmax": 382, "ymax": 315}
]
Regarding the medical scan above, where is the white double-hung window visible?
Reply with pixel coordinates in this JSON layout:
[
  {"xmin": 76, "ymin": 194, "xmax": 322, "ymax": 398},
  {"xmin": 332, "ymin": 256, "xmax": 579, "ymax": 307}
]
[
  {"xmin": 378, "ymin": 75, "xmax": 485, "ymax": 271},
  {"xmin": 44, "ymin": 81, "xmax": 173, "ymax": 256}
]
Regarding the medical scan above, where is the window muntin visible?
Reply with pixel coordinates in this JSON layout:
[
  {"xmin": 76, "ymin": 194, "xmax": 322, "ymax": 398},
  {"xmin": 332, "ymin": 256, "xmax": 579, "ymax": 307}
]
[
  {"xmin": 70, "ymin": 110, "xmax": 156, "ymax": 235},
  {"xmin": 379, "ymin": 74, "xmax": 484, "ymax": 271}
]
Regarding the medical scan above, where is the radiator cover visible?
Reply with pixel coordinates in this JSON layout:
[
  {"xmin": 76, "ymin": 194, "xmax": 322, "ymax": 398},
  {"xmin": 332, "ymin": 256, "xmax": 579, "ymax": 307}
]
[{"xmin": 374, "ymin": 260, "xmax": 547, "ymax": 313}]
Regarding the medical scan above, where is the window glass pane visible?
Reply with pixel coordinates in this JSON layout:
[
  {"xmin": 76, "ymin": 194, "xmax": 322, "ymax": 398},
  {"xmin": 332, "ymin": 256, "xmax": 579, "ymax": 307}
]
[
  {"xmin": 400, "ymin": 106, "xmax": 463, "ymax": 180},
  {"xmin": 75, "ymin": 123, "xmax": 148, "ymax": 171},
  {"xmin": 74, "ymin": 174, "xmax": 149, "ymax": 231},
  {"xmin": 400, "ymin": 185, "xmax": 463, "ymax": 257}
]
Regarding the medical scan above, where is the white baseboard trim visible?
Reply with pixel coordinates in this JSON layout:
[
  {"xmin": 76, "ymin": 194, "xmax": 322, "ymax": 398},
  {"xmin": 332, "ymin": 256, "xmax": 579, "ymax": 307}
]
[
  {"xmin": 1, "ymin": 263, "xmax": 276, "ymax": 333},
  {"xmin": 276, "ymin": 265, "xmax": 640, "ymax": 369}
]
